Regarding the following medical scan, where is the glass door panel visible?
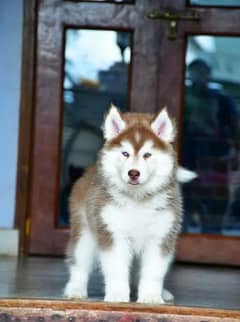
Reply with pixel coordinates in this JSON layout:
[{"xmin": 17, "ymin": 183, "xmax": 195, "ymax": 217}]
[
  {"xmin": 182, "ymin": 35, "xmax": 240, "ymax": 236},
  {"xmin": 77, "ymin": 0, "xmax": 134, "ymax": 3},
  {"xmin": 59, "ymin": 29, "xmax": 132, "ymax": 226},
  {"xmin": 190, "ymin": 0, "xmax": 240, "ymax": 6}
]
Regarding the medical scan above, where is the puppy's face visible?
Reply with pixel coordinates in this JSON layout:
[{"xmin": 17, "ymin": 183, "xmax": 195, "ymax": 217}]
[{"xmin": 100, "ymin": 105, "xmax": 176, "ymax": 196}]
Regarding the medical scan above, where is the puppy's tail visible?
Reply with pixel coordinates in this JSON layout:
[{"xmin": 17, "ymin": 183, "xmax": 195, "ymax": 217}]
[{"xmin": 177, "ymin": 166, "xmax": 197, "ymax": 183}]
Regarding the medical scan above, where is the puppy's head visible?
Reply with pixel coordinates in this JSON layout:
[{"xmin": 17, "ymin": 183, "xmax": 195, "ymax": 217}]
[{"xmin": 100, "ymin": 104, "xmax": 176, "ymax": 197}]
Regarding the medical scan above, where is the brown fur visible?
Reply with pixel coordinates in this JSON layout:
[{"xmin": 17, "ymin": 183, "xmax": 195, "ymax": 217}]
[
  {"xmin": 108, "ymin": 125, "xmax": 169, "ymax": 153},
  {"xmin": 161, "ymin": 183, "xmax": 183, "ymax": 256},
  {"xmin": 66, "ymin": 166, "xmax": 93, "ymax": 262},
  {"xmin": 66, "ymin": 164, "xmax": 113, "ymax": 263},
  {"xmin": 107, "ymin": 111, "xmax": 176, "ymax": 154},
  {"xmin": 67, "ymin": 110, "xmax": 180, "ymax": 262},
  {"xmin": 85, "ymin": 164, "xmax": 113, "ymax": 249}
]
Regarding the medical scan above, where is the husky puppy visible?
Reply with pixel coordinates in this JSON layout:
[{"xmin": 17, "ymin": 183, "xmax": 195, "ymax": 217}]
[{"xmin": 64, "ymin": 105, "xmax": 194, "ymax": 304}]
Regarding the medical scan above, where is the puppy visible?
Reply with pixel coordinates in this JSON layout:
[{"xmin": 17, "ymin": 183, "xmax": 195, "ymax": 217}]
[{"xmin": 64, "ymin": 105, "xmax": 196, "ymax": 303}]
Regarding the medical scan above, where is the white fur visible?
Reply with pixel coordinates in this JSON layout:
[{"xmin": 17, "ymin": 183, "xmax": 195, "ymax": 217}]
[
  {"xmin": 103, "ymin": 104, "xmax": 126, "ymax": 141},
  {"xmin": 101, "ymin": 196, "xmax": 173, "ymax": 253},
  {"xmin": 137, "ymin": 244, "xmax": 173, "ymax": 304},
  {"xmin": 100, "ymin": 238, "xmax": 131, "ymax": 302},
  {"xmin": 65, "ymin": 108, "xmax": 178, "ymax": 303},
  {"xmin": 151, "ymin": 108, "xmax": 175, "ymax": 143},
  {"xmin": 101, "ymin": 140, "xmax": 174, "ymax": 200},
  {"xmin": 100, "ymin": 199, "xmax": 174, "ymax": 303},
  {"xmin": 65, "ymin": 176, "xmax": 176, "ymax": 303},
  {"xmin": 177, "ymin": 166, "xmax": 197, "ymax": 183},
  {"xmin": 134, "ymin": 131, "xmax": 141, "ymax": 143},
  {"xmin": 64, "ymin": 227, "xmax": 96, "ymax": 299}
]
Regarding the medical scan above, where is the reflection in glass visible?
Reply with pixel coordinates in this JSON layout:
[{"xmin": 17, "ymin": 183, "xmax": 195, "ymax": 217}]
[
  {"xmin": 79, "ymin": 0, "xmax": 134, "ymax": 2},
  {"xmin": 85, "ymin": 0, "xmax": 134, "ymax": 2},
  {"xmin": 59, "ymin": 29, "xmax": 132, "ymax": 226},
  {"xmin": 182, "ymin": 36, "xmax": 240, "ymax": 236},
  {"xmin": 190, "ymin": 0, "xmax": 240, "ymax": 6}
]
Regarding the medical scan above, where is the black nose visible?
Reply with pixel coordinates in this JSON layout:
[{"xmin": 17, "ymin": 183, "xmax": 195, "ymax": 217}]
[{"xmin": 128, "ymin": 169, "xmax": 140, "ymax": 180}]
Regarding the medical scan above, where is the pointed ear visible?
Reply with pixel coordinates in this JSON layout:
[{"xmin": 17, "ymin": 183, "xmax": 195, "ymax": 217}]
[
  {"xmin": 103, "ymin": 104, "xmax": 126, "ymax": 140},
  {"xmin": 151, "ymin": 107, "xmax": 175, "ymax": 142}
]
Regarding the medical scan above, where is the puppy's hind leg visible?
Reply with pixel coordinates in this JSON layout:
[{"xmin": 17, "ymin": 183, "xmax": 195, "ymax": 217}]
[{"xmin": 64, "ymin": 229, "xmax": 96, "ymax": 299}]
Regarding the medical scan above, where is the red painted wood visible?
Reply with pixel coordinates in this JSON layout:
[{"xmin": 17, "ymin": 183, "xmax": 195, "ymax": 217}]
[{"xmin": 0, "ymin": 299, "xmax": 240, "ymax": 322}]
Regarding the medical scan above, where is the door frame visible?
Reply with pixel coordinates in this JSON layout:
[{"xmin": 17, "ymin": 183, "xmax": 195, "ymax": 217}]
[
  {"xmin": 176, "ymin": 30, "xmax": 240, "ymax": 265},
  {"xmin": 16, "ymin": 0, "xmax": 240, "ymax": 265},
  {"xmin": 15, "ymin": 0, "xmax": 37, "ymax": 255}
]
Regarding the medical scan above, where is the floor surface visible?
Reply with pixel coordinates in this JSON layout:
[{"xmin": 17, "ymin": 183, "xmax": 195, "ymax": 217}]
[{"xmin": 0, "ymin": 256, "xmax": 239, "ymax": 310}]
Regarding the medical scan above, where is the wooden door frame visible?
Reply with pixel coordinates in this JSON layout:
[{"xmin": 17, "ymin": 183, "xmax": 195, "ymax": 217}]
[
  {"xmin": 15, "ymin": 0, "xmax": 38, "ymax": 255},
  {"xmin": 176, "ymin": 30, "xmax": 240, "ymax": 265},
  {"xmin": 26, "ymin": 0, "xmax": 162, "ymax": 256},
  {"xmin": 151, "ymin": 1, "xmax": 240, "ymax": 266},
  {"xmin": 15, "ymin": 0, "xmax": 240, "ymax": 264}
]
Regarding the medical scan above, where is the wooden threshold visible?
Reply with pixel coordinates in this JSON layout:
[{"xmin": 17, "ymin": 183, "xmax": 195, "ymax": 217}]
[{"xmin": 0, "ymin": 299, "xmax": 240, "ymax": 322}]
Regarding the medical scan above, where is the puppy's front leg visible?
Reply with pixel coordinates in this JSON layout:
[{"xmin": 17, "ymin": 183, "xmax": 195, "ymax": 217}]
[
  {"xmin": 100, "ymin": 239, "xmax": 132, "ymax": 303},
  {"xmin": 137, "ymin": 242, "xmax": 173, "ymax": 304}
]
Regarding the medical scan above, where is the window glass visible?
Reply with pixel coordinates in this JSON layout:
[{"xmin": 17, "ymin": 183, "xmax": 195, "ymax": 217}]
[
  {"xmin": 182, "ymin": 36, "xmax": 240, "ymax": 236},
  {"xmin": 59, "ymin": 29, "xmax": 132, "ymax": 226},
  {"xmin": 190, "ymin": 0, "xmax": 240, "ymax": 7}
]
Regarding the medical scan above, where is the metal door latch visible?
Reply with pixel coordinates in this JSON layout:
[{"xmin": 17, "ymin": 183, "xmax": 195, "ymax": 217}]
[{"xmin": 147, "ymin": 9, "xmax": 200, "ymax": 40}]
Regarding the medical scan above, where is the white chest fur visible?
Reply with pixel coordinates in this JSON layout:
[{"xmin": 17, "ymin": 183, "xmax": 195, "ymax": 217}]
[{"xmin": 101, "ymin": 194, "xmax": 174, "ymax": 253}]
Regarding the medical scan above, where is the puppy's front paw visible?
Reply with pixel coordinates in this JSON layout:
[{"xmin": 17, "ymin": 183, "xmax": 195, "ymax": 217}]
[
  {"xmin": 104, "ymin": 293, "xmax": 129, "ymax": 303},
  {"xmin": 162, "ymin": 288, "xmax": 174, "ymax": 304},
  {"xmin": 137, "ymin": 292, "xmax": 165, "ymax": 304},
  {"xmin": 64, "ymin": 282, "xmax": 87, "ymax": 299},
  {"xmin": 104, "ymin": 286, "xmax": 129, "ymax": 303}
]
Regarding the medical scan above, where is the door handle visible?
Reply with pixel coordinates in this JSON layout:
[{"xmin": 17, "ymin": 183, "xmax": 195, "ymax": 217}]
[{"xmin": 147, "ymin": 9, "xmax": 200, "ymax": 40}]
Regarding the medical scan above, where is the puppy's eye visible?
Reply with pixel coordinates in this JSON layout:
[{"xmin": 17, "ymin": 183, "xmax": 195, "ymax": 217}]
[
  {"xmin": 143, "ymin": 152, "xmax": 152, "ymax": 159},
  {"xmin": 122, "ymin": 151, "xmax": 129, "ymax": 158}
]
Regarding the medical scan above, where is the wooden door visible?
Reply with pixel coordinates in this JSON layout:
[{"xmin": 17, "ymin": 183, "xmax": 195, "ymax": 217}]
[
  {"xmin": 28, "ymin": 0, "xmax": 163, "ymax": 255},
  {"xmin": 153, "ymin": 0, "xmax": 240, "ymax": 265},
  {"xmin": 25, "ymin": 0, "xmax": 240, "ymax": 264}
]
